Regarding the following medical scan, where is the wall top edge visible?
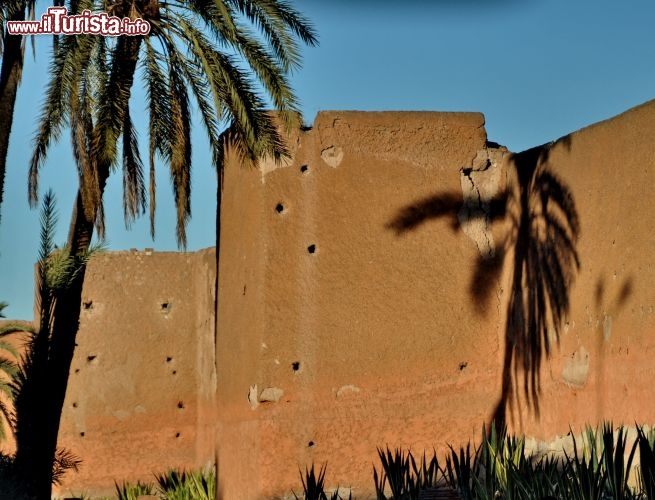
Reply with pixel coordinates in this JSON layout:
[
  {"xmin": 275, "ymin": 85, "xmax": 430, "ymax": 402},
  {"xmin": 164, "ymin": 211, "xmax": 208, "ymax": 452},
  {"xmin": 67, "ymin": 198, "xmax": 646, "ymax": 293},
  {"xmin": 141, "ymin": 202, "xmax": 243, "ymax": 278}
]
[
  {"xmin": 515, "ymin": 97, "xmax": 655, "ymax": 155},
  {"xmin": 312, "ymin": 110, "xmax": 485, "ymax": 127},
  {"xmin": 88, "ymin": 246, "xmax": 216, "ymax": 257}
]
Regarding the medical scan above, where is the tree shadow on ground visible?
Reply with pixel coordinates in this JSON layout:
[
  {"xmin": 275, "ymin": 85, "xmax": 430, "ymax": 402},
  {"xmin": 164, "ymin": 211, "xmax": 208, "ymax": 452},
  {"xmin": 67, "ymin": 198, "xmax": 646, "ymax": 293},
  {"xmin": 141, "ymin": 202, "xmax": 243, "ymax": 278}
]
[{"xmin": 387, "ymin": 138, "xmax": 580, "ymax": 427}]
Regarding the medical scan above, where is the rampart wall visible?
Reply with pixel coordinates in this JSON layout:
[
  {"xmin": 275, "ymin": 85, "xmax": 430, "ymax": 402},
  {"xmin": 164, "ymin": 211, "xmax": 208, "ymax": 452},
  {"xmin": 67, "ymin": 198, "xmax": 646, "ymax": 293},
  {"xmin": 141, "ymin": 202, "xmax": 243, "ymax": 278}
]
[
  {"xmin": 215, "ymin": 103, "xmax": 655, "ymax": 499},
  {"xmin": 56, "ymin": 249, "xmax": 217, "ymax": 496},
  {"xmin": 8, "ymin": 100, "xmax": 654, "ymax": 499}
]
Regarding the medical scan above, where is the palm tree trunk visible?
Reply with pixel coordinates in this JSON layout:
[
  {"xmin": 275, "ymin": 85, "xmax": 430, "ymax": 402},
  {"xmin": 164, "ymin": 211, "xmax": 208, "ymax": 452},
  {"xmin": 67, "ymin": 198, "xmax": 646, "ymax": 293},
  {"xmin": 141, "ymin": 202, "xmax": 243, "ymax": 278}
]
[
  {"xmin": 0, "ymin": 7, "xmax": 26, "ymax": 223},
  {"xmin": 13, "ymin": 33, "xmax": 143, "ymax": 499},
  {"xmin": 12, "ymin": 190, "xmax": 96, "ymax": 499}
]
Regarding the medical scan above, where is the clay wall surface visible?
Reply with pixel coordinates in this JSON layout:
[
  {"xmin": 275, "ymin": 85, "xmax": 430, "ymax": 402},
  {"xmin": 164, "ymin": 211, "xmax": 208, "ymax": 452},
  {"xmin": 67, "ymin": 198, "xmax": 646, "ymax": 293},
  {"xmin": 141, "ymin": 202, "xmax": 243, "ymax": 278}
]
[
  {"xmin": 216, "ymin": 110, "xmax": 506, "ymax": 499},
  {"xmin": 216, "ymin": 103, "xmax": 655, "ymax": 499},
  {"xmin": 54, "ymin": 248, "xmax": 217, "ymax": 497},
  {"xmin": 506, "ymin": 100, "xmax": 655, "ymax": 437},
  {"xmin": 3, "ymin": 100, "xmax": 655, "ymax": 499}
]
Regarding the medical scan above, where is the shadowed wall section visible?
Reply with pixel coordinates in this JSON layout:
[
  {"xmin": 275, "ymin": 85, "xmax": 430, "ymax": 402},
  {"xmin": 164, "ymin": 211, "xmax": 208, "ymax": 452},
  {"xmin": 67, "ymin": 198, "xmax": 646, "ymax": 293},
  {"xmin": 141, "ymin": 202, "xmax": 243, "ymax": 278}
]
[{"xmin": 508, "ymin": 100, "xmax": 655, "ymax": 438}]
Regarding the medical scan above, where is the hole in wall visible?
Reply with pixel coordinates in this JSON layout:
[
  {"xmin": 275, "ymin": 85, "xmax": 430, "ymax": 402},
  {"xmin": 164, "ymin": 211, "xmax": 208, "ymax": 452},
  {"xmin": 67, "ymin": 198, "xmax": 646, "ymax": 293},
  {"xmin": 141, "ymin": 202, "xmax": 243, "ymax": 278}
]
[
  {"xmin": 172, "ymin": 370, "xmax": 177, "ymax": 375},
  {"xmin": 72, "ymin": 402, "xmax": 78, "ymax": 408},
  {"xmin": 79, "ymin": 432, "xmax": 85, "ymax": 437},
  {"xmin": 300, "ymin": 165, "xmax": 309, "ymax": 174},
  {"xmin": 243, "ymin": 285, "xmax": 247, "ymax": 296},
  {"xmin": 87, "ymin": 355, "xmax": 97, "ymax": 363},
  {"xmin": 83, "ymin": 301, "xmax": 93, "ymax": 310},
  {"xmin": 291, "ymin": 361, "xmax": 300, "ymax": 372},
  {"xmin": 161, "ymin": 302, "xmax": 171, "ymax": 312},
  {"xmin": 175, "ymin": 432, "xmax": 181, "ymax": 438},
  {"xmin": 166, "ymin": 356, "xmax": 173, "ymax": 363},
  {"xmin": 177, "ymin": 401, "xmax": 185, "ymax": 409},
  {"xmin": 275, "ymin": 203, "xmax": 285, "ymax": 214},
  {"xmin": 459, "ymin": 361, "xmax": 468, "ymax": 371},
  {"xmin": 307, "ymin": 244, "xmax": 316, "ymax": 254},
  {"xmin": 308, "ymin": 441, "xmax": 315, "ymax": 447}
]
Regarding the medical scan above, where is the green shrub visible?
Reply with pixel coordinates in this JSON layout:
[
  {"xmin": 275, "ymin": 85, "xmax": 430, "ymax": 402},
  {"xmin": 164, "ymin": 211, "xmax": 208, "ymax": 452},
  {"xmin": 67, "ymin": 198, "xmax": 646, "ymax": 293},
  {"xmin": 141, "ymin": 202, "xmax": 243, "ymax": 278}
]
[
  {"xmin": 115, "ymin": 468, "xmax": 215, "ymax": 500},
  {"xmin": 373, "ymin": 447, "xmax": 442, "ymax": 500},
  {"xmin": 115, "ymin": 479, "xmax": 155, "ymax": 500},
  {"xmin": 155, "ymin": 469, "xmax": 215, "ymax": 500}
]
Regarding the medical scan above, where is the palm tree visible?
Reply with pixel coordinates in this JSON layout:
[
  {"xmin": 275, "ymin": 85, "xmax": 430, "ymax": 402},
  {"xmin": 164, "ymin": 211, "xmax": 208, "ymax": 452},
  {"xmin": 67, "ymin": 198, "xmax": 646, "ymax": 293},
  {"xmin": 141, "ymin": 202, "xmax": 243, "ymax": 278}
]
[
  {"xmin": 0, "ymin": 0, "xmax": 36, "ymax": 224},
  {"xmin": 22, "ymin": 0, "xmax": 317, "ymax": 496},
  {"xmin": 0, "ymin": 303, "xmax": 18, "ymax": 444},
  {"xmin": 1, "ymin": 190, "xmax": 95, "ymax": 497}
]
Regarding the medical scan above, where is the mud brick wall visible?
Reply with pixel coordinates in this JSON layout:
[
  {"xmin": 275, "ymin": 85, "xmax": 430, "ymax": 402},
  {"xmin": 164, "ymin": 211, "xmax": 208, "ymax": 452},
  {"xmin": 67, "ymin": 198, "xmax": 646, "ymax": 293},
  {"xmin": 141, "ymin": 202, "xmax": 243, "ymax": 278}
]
[
  {"xmin": 216, "ymin": 104, "xmax": 655, "ymax": 499},
  {"xmin": 18, "ymin": 101, "xmax": 655, "ymax": 498},
  {"xmin": 56, "ymin": 248, "xmax": 216, "ymax": 497}
]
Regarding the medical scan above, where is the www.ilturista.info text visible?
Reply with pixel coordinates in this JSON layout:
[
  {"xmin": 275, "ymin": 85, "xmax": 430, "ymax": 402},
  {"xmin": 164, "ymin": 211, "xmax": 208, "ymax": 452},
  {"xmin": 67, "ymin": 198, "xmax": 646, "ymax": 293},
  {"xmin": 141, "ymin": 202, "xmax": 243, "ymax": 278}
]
[{"xmin": 6, "ymin": 7, "xmax": 150, "ymax": 36}]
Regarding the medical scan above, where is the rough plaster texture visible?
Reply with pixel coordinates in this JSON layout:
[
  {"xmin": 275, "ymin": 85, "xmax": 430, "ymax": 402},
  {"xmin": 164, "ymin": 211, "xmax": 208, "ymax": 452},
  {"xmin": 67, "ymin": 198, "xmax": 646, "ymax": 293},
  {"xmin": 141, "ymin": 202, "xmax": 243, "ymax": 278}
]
[
  {"xmin": 501, "ymin": 100, "xmax": 655, "ymax": 439},
  {"xmin": 215, "ymin": 104, "xmax": 655, "ymax": 499},
  {"xmin": 4, "ymin": 102, "xmax": 655, "ymax": 499},
  {"xmin": 216, "ymin": 111, "xmax": 504, "ymax": 500},
  {"xmin": 53, "ymin": 249, "xmax": 217, "ymax": 497}
]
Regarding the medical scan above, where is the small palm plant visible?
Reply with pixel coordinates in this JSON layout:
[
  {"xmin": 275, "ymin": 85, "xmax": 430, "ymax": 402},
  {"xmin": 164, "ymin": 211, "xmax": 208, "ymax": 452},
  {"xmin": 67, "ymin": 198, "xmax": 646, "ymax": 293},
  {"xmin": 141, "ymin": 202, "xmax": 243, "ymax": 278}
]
[
  {"xmin": 4, "ymin": 189, "xmax": 102, "ymax": 494},
  {"xmin": 0, "ymin": 302, "xmax": 18, "ymax": 442}
]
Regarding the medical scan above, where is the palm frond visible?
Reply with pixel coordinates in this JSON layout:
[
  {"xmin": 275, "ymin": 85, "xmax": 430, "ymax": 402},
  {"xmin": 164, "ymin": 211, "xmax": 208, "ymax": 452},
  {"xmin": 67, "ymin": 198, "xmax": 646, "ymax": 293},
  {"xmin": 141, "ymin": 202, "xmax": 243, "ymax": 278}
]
[
  {"xmin": 69, "ymin": 46, "xmax": 101, "ymax": 229},
  {"xmin": 91, "ymin": 35, "xmax": 142, "ymax": 176},
  {"xmin": 142, "ymin": 37, "xmax": 172, "ymax": 238},
  {"xmin": 29, "ymin": 33, "xmax": 98, "ymax": 207},
  {"xmin": 165, "ymin": 40, "xmax": 193, "ymax": 248},
  {"xmin": 162, "ymin": 19, "xmax": 223, "ymax": 167},
  {"xmin": 30, "ymin": 0, "xmax": 316, "ymax": 251},
  {"xmin": 227, "ymin": 0, "xmax": 318, "ymax": 64},
  {"xmin": 122, "ymin": 106, "xmax": 146, "ymax": 226}
]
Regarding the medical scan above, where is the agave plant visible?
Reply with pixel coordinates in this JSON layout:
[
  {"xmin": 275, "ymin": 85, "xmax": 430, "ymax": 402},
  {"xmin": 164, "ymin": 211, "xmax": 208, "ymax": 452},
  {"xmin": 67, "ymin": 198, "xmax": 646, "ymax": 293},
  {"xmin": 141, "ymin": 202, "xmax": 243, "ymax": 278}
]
[
  {"xmin": 445, "ymin": 424, "xmax": 563, "ymax": 500},
  {"xmin": 637, "ymin": 426, "xmax": 655, "ymax": 500},
  {"xmin": 373, "ymin": 447, "xmax": 444, "ymax": 500},
  {"xmin": 600, "ymin": 423, "xmax": 638, "ymax": 500},
  {"xmin": 115, "ymin": 479, "xmax": 155, "ymax": 500},
  {"xmin": 294, "ymin": 463, "xmax": 351, "ymax": 500},
  {"xmin": 561, "ymin": 429, "xmax": 607, "ymax": 500},
  {"xmin": 155, "ymin": 468, "xmax": 215, "ymax": 500},
  {"xmin": 467, "ymin": 424, "xmax": 524, "ymax": 500},
  {"xmin": 444, "ymin": 442, "xmax": 475, "ymax": 500},
  {"xmin": 523, "ymin": 454, "xmax": 564, "ymax": 500}
]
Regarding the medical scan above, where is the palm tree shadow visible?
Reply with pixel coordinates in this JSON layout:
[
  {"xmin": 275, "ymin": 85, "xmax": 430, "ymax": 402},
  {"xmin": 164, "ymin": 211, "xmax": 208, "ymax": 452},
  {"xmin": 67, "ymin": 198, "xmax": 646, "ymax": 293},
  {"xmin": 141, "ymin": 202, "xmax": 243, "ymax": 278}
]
[
  {"xmin": 386, "ymin": 192, "xmax": 463, "ymax": 233},
  {"xmin": 490, "ymin": 143, "xmax": 580, "ymax": 427},
  {"xmin": 387, "ymin": 139, "xmax": 580, "ymax": 427}
]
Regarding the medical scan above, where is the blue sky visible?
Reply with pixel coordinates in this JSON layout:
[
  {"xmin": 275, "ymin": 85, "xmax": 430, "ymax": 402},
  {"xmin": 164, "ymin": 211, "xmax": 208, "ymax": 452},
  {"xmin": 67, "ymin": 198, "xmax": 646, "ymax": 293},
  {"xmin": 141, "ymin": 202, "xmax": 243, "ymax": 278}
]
[{"xmin": 2, "ymin": 0, "xmax": 655, "ymax": 319}]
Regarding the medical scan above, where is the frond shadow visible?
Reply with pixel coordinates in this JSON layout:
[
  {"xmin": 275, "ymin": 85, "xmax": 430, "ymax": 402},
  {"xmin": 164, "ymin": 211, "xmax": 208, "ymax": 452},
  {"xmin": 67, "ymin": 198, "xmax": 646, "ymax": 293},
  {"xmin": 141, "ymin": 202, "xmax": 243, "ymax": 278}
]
[
  {"xmin": 492, "ymin": 144, "xmax": 580, "ymax": 425},
  {"xmin": 387, "ymin": 142, "xmax": 580, "ymax": 425},
  {"xmin": 386, "ymin": 192, "xmax": 462, "ymax": 234}
]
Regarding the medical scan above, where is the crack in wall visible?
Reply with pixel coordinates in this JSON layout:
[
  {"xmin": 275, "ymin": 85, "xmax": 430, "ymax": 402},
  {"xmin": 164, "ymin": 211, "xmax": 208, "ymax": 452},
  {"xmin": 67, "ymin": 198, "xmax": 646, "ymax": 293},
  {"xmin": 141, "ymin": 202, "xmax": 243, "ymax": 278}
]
[{"xmin": 458, "ymin": 148, "xmax": 505, "ymax": 259}]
